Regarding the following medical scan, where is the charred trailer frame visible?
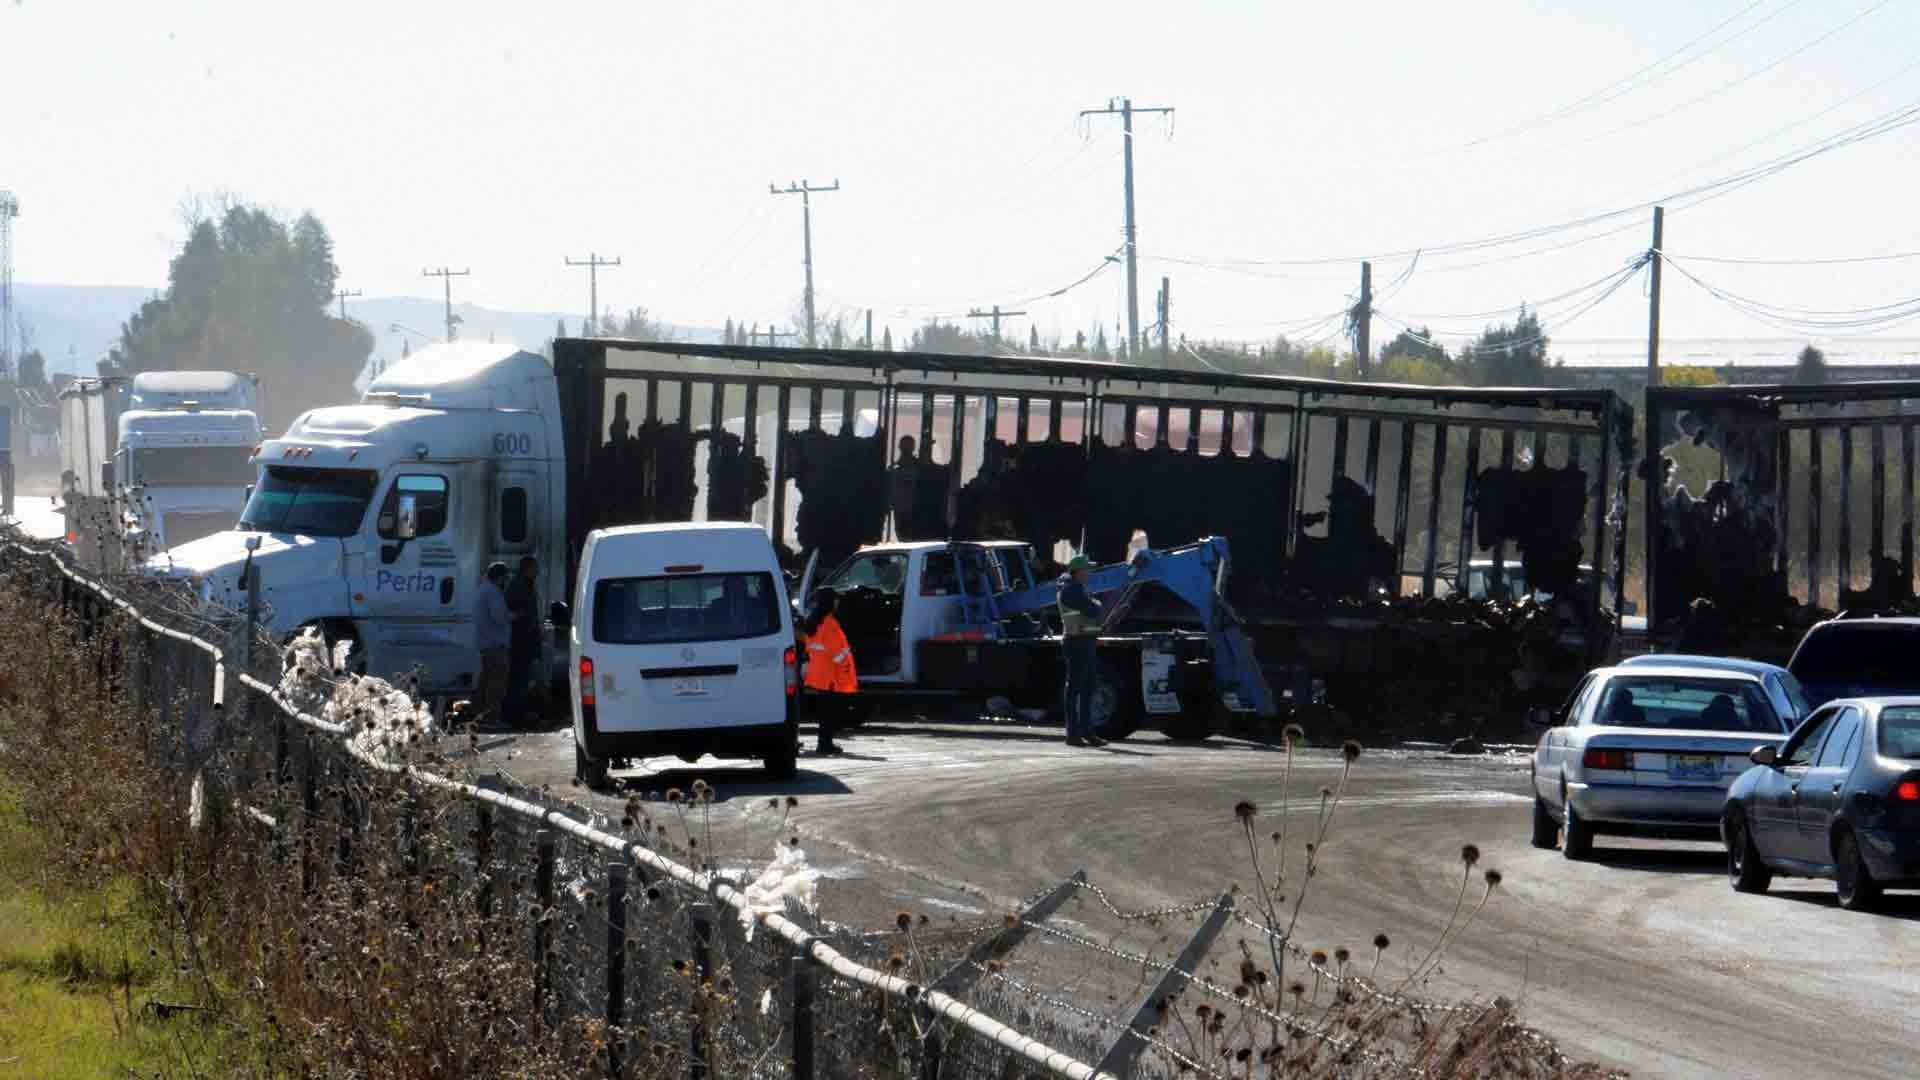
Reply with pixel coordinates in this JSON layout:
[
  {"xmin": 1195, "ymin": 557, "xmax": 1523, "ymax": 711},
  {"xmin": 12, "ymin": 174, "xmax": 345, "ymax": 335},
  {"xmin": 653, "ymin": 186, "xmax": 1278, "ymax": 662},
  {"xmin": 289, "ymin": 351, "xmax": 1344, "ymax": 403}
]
[
  {"xmin": 1644, "ymin": 379, "xmax": 1920, "ymax": 658},
  {"xmin": 552, "ymin": 340, "xmax": 1633, "ymax": 730}
]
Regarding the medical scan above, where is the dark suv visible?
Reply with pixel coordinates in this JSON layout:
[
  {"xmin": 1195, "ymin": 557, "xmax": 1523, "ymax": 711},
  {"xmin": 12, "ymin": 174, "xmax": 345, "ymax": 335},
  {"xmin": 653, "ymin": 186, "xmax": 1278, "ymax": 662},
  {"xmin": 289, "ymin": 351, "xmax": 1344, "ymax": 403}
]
[{"xmin": 1787, "ymin": 616, "xmax": 1920, "ymax": 707}]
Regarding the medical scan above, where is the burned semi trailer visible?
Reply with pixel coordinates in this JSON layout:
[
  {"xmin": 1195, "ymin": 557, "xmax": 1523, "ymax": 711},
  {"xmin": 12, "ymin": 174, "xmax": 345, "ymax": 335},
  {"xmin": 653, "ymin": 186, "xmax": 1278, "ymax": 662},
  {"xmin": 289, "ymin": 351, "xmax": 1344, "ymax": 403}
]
[
  {"xmin": 552, "ymin": 339, "xmax": 1633, "ymax": 735},
  {"xmin": 1643, "ymin": 379, "xmax": 1920, "ymax": 658}
]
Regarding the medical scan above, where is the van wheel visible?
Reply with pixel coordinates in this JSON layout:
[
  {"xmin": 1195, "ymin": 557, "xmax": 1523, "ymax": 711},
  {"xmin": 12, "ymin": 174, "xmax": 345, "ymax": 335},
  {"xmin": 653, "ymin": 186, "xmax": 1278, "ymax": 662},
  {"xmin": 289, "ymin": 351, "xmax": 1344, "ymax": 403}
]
[
  {"xmin": 764, "ymin": 742, "xmax": 798, "ymax": 781},
  {"xmin": 575, "ymin": 741, "xmax": 610, "ymax": 791}
]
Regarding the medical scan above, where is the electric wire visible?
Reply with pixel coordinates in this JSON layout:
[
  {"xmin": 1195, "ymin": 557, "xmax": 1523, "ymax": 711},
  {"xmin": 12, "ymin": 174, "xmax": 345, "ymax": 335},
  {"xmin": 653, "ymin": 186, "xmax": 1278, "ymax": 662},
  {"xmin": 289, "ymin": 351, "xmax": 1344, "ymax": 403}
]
[
  {"xmin": 1660, "ymin": 247, "xmax": 1920, "ymax": 265},
  {"xmin": 1580, "ymin": 0, "xmax": 1893, "ymax": 145},
  {"xmin": 1662, "ymin": 256, "xmax": 1920, "ymax": 332},
  {"xmin": 1372, "ymin": 259, "xmax": 1647, "ymax": 348},
  {"xmin": 1425, "ymin": 0, "xmax": 1793, "ymax": 155}
]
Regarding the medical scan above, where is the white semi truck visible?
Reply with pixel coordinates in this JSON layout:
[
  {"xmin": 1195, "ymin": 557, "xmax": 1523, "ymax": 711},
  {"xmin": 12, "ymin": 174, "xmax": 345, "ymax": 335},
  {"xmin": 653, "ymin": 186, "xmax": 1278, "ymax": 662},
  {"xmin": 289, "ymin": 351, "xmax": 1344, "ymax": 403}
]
[
  {"xmin": 151, "ymin": 345, "xmax": 565, "ymax": 696},
  {"xmin": 61, "ymin": 371, "xmax": 263, "ymax": 568}
]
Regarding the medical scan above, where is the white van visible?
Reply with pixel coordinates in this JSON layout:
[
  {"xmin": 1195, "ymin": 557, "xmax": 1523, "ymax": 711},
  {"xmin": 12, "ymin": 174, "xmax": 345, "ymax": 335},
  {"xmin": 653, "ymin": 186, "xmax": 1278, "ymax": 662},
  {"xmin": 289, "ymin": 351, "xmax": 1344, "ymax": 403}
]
[{"xmin": 571, "ymin": 522, "xmax": 800, "ymax": 787}]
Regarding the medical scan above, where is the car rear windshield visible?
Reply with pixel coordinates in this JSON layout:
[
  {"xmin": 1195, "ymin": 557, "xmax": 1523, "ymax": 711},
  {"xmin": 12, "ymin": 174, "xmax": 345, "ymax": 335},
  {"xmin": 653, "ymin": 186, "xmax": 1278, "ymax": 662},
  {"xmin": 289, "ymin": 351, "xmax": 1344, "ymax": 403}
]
[
  {"xmin": 1878, "ymin": 707, "xmax": 1920, "ymax": 760},
  {"xmin": 1790, "ymin": 624, "xmax": 1920, "ymax": 685},
  {"xmin": 1593, "ymin": 676, "xmax": 1779, "ymax": 733},
  {"xmin": 592, "ymin": 572, "xmax": 781, "ymax": 645}
]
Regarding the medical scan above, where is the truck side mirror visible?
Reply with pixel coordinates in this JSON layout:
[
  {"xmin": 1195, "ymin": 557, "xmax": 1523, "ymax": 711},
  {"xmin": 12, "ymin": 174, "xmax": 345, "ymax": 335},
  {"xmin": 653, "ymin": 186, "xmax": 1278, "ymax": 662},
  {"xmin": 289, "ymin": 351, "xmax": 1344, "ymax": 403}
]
[
  {"xmin": 100, "ymin": 463, "xmax": 114, "ymax": 488},
  {"xmin": 396, "ymin": 493, "xmax": 419, "ymax": 539},
  {"xmin": 549, "ymin": 600, "xmax": 571, "ymax": 629},
  {"xmin": 243, "ymin": 484, "xmax": 254, "ymax": 503}
]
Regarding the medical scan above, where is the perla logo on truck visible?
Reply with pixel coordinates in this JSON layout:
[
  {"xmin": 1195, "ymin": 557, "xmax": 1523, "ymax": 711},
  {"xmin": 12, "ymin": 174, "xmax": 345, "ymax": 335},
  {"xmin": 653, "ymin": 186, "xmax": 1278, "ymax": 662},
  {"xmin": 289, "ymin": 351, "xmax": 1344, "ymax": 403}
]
[{"xmin": 376, "ymin": 569, "xmax": 438, "ymax": 593}]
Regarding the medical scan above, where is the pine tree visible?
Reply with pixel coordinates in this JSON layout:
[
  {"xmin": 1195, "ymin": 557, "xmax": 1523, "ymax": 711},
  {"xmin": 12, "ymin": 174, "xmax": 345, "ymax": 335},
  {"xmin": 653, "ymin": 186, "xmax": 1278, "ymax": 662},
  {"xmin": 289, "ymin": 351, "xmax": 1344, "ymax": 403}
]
[
  {"xmin": 881, "ymin": 327, "xmax": 893, "ymax": 352},
  {"xmin": 1029, "ymin": 325, "xmax": 1041, "ymax": 353},
  {"xmin": 724, "ymin": 318, "xmax": 735, "ymax": 346},
  {"xmin": 555, "ymin": 318, "xmax": 568, "ymax": 340}
]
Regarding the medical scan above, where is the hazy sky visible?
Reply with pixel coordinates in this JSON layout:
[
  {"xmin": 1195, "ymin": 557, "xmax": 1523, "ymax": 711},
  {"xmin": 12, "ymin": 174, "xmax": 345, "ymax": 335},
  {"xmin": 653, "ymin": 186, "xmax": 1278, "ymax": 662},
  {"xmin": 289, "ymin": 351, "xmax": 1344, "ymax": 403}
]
[{"xmin": 11, "ymin": 0, "xmax": 1920, "ymax": 354}]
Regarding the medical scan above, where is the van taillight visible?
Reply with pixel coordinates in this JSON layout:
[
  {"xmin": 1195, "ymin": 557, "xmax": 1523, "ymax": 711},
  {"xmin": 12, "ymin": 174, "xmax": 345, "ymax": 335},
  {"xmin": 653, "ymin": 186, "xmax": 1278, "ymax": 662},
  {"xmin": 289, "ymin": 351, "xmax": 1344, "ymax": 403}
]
[
  {"xmin": 579, "ymin": 656, "xmax": 596, "ymax": 708},
  {"xmin": 783, "ymin": 647, "xmax": 797, "ymax": 697},
  {"xmin": 1583, "ymin": 747, "xmax": 1634, "ymax": 771},
  {"xmin": 1895, "ymin": 780, "xmax": 1920, "ymax": 802}
]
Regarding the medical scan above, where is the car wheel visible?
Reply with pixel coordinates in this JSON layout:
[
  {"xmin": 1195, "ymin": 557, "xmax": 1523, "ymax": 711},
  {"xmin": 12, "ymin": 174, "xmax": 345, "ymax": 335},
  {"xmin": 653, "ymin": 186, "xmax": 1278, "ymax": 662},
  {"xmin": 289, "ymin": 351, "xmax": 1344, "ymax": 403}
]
[
  {"xmin": 1725, "ymin": 810, "xmax": 1772, "ymax": 894},
  {"xmin": 1562, "ymin": 801, "xmax": 1594, "ymax": 861},
  {"xmin": 1531, "ymin": 797, "xmax": 1560, "ymax": 850},
  {"xmin": 575, "ymin": 740, "xmax": 610, "ymax": 791},
  {"xmin": 763, "ymin": 741, "xmax": 798, "ymax": 781},
  {"xmin": 1834, "ymin": 828, "xmax": 1882, "ymax": 912}
]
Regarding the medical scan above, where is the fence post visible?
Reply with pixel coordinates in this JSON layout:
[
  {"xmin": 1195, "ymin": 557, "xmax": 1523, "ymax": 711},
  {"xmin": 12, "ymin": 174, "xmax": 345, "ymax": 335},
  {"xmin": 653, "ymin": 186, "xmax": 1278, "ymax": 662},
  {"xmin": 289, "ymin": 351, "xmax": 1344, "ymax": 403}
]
[
  {"xmin": 533, "ymin": 829, "xmax": 555, "ymax": 1026},
  {"xmin": 689, "ymin": 904, "xmax": 713, "ymax": 1080},
  {"xmin": 337, "ymin": 774, "xmax": 356, "ymax": 878},
  {"xmin": 919, "ymin": 1008, "xmax": 943, "ymax": 1080},
  {"xmin": 790, "ymin": 954, "xmax": 815, "ymax": 1080},
  {"xmin": 300, "ymin": 735, "xmax": 319, "ymax": 896},
  {"xmin": 476, "ymin": 804, "xmax": 496, "ymax": 925},
  {"xmin": 605, "ymin": 861, "xmax": 628, "ymax": 1080}
]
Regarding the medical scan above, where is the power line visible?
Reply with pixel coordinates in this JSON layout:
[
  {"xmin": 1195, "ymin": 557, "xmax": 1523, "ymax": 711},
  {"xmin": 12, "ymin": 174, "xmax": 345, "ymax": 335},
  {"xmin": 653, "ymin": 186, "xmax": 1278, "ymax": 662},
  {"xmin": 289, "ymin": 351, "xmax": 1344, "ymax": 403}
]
[
  {"xmin": 564, "ymin": 253, "xmax": 622, "ymax": 335},
  {"xmin": 1428, "ymin": 0, "xmax": 1789, "ymax": 155},
  {"xmin": 1373, "ymin": 259, "xmax": 1647, "ymax": 347},
  {"xmin": 1579, "ymin": 0, "xmax": 1893, "ymax": 145},
  {"xmin": 1662, "ymin": 247, "xmax": 1920, "ymax": 265}
]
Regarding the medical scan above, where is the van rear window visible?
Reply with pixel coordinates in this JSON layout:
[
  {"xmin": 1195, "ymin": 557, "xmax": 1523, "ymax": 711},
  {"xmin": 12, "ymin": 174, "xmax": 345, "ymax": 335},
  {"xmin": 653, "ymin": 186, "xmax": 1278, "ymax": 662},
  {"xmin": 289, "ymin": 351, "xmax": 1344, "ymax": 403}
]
[{"xmin": 592, "ymin": 572, "xmax": 782, "ymax": 645}]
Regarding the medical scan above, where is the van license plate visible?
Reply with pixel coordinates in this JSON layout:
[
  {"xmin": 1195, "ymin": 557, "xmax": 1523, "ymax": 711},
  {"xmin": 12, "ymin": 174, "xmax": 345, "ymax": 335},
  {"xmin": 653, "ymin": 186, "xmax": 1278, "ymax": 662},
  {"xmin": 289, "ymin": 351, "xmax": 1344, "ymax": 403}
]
[{"xmin": 672, "ymin": 678, "xmax": 707, "ymax": 697}]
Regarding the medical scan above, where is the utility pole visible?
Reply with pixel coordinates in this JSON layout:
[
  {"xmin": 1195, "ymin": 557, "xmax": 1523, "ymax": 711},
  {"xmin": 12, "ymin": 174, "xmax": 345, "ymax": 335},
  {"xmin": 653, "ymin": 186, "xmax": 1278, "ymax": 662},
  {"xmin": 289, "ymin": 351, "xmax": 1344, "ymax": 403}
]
[
  {"xmin": 1157, "ymin": 277, "xmax": 1170, "ymax": 365},
  {"xmin": 564, "ymin": 253, "xmax": 621, "ymax": 337},
  {"xmin": 1354, "ymin": 261, "xmax": 1372, "ymax": 379},
  {"xmin": 770, "ymin": 180, "xmax": 840, "ymax": 347},
  {"xmin": 1645, "ymin": 206, "xmax": 1664, "ymax": 387},
  {"xmin": 333, "ymin": 288, "xmax": 361, "ymax": 321},
  {"xmin": 965, "ymin": 305, "xmax": 1027, "ymax": 342},
  {"xmin": 864, "ymin": 309, "xmax": 873, "ymax": 350},
  {"xmin": 1080, "ymin": 97, "xmax": 1173, "ymax": 357},
  {"xmin": 422, "ymin": 267, "xmax": 470, "ymax": 342}
]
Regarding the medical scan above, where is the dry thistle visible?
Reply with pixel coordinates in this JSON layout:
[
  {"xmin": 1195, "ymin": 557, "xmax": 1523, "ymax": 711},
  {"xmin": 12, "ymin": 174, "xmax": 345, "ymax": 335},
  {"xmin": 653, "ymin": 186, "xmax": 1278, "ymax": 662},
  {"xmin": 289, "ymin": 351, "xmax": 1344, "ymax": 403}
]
[
  {"xmin": 1484, "ymin": 868, "xmax": 1503, "ymax": 889},
  {"xmin": 895, "ymin": 911, "xmax": 913, "ymax": 931},
  {"xmin": 1342, "ymin": 739, "xmax": 1362, "ymax": 762},
  {"xmin": 1461, "ymin": 844, "xmax": 1481, "ymax": 867},
  {"xmin": 1234, "ymin": 800, "xmax": 1259, "ymax": 822},
  {"xmin": 1282, "ymin": 723, "xmax": 1305, "ymax": 745},
  {"xmin": 1333, "ymin": 946, "xmax": 1350, "ymax": 967},
  {"xmin": 1310, "ymin": 949, "xmax": 1328, "ymax": 967}
]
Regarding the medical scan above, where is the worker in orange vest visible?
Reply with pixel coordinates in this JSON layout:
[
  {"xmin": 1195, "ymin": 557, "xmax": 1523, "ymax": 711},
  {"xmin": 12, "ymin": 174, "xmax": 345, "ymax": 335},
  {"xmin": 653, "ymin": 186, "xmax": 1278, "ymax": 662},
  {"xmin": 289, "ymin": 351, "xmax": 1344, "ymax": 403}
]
[{"xmin": 799, "ymin": 587, "xmax": 857, "ymax": 756}]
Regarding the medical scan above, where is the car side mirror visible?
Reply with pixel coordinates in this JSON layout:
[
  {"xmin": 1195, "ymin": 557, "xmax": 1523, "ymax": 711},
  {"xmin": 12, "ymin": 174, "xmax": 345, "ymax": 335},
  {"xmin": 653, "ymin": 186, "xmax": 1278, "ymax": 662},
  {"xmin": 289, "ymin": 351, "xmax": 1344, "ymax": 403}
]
[
  {"xmin": 1527, "ymin": 706, "xmax": 1555, "ymax": 728},
  {"xmin": 1749, "ymin": 744, "xmax": 1778, "ymax": 767}
]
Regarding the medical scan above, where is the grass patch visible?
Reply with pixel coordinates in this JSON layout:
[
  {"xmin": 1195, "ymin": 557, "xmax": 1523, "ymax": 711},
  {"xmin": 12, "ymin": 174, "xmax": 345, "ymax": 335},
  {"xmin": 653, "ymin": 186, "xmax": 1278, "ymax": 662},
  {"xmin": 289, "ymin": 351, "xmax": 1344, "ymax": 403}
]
[{"xmin": 0, "ymin": 787, "xmax": 234, "ymax": 1079}]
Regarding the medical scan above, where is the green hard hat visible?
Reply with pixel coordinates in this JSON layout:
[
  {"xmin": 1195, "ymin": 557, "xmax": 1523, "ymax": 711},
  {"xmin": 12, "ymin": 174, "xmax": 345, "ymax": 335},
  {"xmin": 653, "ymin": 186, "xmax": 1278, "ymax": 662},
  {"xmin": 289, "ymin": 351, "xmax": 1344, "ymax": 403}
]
[{"xmin": 1067, "ymin": 555, "xmax": 1095, "ymax": 572}]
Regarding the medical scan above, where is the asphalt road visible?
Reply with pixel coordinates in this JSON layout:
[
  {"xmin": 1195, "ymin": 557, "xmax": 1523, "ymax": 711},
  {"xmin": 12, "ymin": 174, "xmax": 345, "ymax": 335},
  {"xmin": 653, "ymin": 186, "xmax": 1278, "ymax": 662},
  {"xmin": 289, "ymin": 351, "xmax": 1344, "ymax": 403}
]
[{"xmin": 464, "ymin": 719, "xmax": 1920, "ymax": 1079}]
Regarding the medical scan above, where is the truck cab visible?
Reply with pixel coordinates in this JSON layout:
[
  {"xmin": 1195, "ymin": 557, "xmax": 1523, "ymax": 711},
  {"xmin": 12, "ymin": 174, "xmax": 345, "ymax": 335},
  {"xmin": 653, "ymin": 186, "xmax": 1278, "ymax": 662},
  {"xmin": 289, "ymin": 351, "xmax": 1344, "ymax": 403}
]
[
  {"xmin": 150, "ymin": 345, "xmax": 568, "ymax": 697},
  {"xmin": 814, "ymin": 541, "xmax": 1022, "ymax": 685},
  {"xmin": 116, "ymin": 402, "xmax": 262, "ymax": 553}
]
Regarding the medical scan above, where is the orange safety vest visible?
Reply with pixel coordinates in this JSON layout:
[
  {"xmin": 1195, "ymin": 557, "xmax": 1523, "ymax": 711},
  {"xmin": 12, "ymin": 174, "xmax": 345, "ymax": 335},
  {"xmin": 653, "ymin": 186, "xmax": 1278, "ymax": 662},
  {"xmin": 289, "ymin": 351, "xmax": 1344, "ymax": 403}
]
[{"xmin": 801, "ymin": 614, "xmax": 858, "ymax": 694}]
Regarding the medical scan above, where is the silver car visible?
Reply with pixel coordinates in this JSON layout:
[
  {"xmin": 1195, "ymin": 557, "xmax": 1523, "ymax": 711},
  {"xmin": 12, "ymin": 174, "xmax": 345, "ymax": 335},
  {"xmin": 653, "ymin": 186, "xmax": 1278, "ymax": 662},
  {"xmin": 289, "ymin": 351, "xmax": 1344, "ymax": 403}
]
[{"xmin": 1530, "ymin": 665, "xmax": 1796, "ymax": 859}]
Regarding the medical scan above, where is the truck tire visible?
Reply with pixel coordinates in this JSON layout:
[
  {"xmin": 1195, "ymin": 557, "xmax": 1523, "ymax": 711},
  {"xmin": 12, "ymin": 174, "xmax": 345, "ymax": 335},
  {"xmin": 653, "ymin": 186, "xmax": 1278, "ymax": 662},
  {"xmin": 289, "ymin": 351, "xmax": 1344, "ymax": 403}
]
[
  {"xmin": 1092, "ymin": 654, "xmax": 1140, "ymax": 741},
  {"xmin": 291, "ymin": 621, "xmax": 366, "ymax": 677},
  {"xmin": 763, "ymin": 740, "xmax": 798, "ymax": 781}
]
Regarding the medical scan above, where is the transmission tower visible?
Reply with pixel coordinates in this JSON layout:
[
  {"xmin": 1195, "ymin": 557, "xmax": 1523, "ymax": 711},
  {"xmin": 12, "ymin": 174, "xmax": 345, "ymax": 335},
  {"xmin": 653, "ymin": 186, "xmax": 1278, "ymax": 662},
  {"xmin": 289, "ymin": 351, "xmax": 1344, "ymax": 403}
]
[{"xmin": 0, "ymin": 192, "xmax": 17, "ymax": 381}]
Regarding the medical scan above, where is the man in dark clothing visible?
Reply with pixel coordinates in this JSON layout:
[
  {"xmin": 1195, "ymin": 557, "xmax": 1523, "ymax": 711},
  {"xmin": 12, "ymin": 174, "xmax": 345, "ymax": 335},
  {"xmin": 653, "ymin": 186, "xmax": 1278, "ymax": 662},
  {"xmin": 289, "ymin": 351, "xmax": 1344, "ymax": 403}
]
[
  {"xmin": 1057, "ymin": 554, "xmax": 1108, "ymax": 748},
  {"xmin": 504, "ymin": 556, "xmax": 541, "ymax": 729}
]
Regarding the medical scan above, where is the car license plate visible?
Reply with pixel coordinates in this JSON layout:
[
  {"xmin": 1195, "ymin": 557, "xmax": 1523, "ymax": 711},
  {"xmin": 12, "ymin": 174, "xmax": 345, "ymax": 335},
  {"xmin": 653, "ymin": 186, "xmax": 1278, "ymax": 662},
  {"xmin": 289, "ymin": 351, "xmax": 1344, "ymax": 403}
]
[
  {"xmin": 1669, "ymin": 754, "xmax": 1719, "ymax": 782},
  {"xmin": 672, "ymin": 678, "xmax": 707, "ymax": 697}
]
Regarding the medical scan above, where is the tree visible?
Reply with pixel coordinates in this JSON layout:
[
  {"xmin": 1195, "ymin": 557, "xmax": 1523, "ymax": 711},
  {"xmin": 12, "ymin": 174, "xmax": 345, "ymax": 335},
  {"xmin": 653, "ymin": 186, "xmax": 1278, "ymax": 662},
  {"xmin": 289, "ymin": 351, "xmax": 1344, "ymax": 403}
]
[
  {"xmin": 1028, "ymin": 325, "xmax": 1041, "ymax": 354},
  {"xmin": 880, "ymin": 327, "xmax": 894, "ymax": 352},
  {"xmin": 104, "ymin": 203, "xmax": 372, "ymax": 431},
  {"xmin": 1458, "ymin": 308, "xmax": 1553, "ymax": 387},
  {"xmin": 555, "ymin": 318, "xmax": 568, "ymax": 340},
  {"xmin": 723, "ymin": 318, "xmax": 735, "ymax": 346},
  {"xmin": 1380, "ymin": 326, "xmax": 1448, "ymax": 367},
  {"xmin": 600, "ymin": 306, "xmax": 671, "ymax": 342},
  {"xmin": 1091, "ymin": 326, "xmax": 1111, "ymax": 361},
  {"xmin": 1792, "ymin": 344, "xmax": 1829, "ymax": 384},
  {"xmin": 15, "ymin": 349, "xmax": 46, "ymax": 391}
]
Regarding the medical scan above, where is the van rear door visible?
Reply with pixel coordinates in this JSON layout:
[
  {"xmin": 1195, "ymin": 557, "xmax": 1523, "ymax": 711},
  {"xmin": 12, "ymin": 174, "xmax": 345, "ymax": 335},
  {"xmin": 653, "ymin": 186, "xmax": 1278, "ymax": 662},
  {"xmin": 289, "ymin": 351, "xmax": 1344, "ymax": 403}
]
[{"xmin": 588, "ymin": 569, "xmax": 789, "ymax": 731}]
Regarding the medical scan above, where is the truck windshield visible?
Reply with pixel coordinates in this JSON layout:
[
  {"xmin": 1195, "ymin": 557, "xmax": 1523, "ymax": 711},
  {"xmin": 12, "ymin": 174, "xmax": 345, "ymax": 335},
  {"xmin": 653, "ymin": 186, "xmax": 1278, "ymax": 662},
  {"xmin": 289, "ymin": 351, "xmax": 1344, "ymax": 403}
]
[
  {"xmin": 128, "ymin": 446, "xmax": 256, "ymax": 487},
  {"xmin": 239, "ymin": 466, "xmax": 377, "ymax": 537}
]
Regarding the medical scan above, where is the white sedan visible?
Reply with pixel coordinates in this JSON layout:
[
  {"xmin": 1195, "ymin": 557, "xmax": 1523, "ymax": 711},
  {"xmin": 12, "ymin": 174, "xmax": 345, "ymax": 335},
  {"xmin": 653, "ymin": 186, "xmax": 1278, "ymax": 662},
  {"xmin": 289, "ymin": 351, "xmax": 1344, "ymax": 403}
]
[{"xmin": 1530, "ymin": 664, "xmax": 1795, "ymax": 860}]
